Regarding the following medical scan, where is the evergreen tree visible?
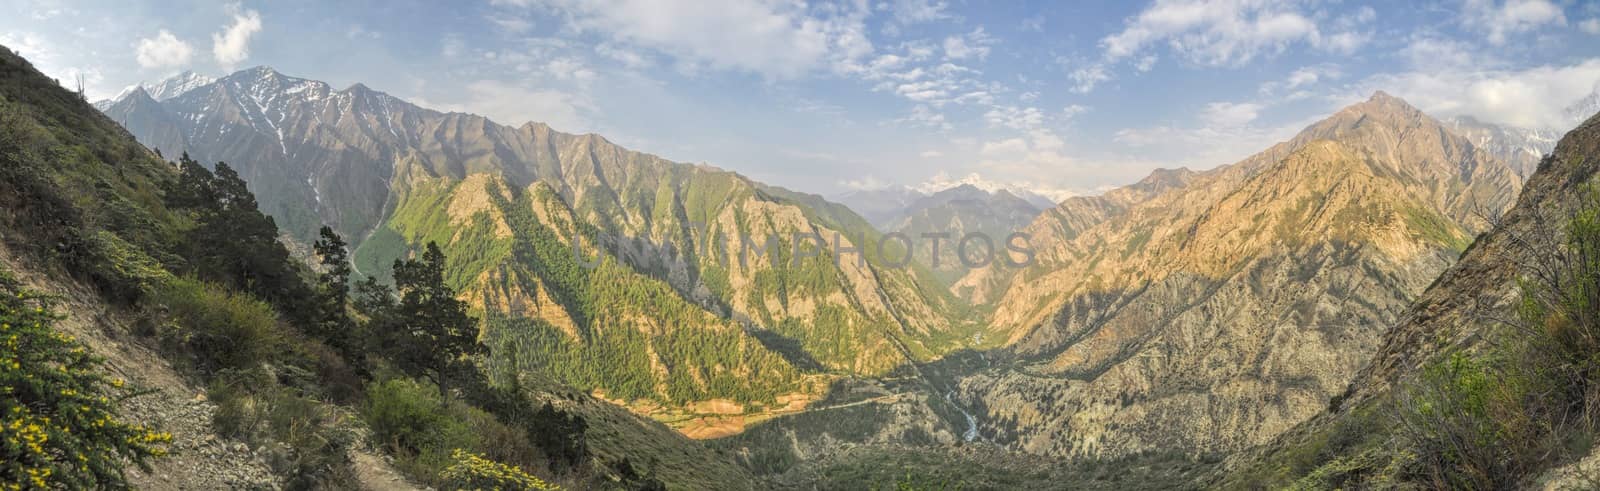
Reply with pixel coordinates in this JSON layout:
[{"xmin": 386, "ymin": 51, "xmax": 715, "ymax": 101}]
[
  {"xmin": 381, "ymin": 242, "xmax": 483, "ymax": 402},
  {"xmin": 164, "ymin": 154, "xmax": 313, "ymax": 323},
  {"xmin": 312, "ymin": 226, "xmax": 356, "ymax": 357}
]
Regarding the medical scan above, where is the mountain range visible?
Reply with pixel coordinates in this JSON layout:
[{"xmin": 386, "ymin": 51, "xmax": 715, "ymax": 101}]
[
  {"xmin": 99, "ymin": 66, "xmax": 975, "ymax": 436},
  {"xmin": 885, "ymin": 184, "xmax": 1045, "ymax": 287},
  {"xmin": 954, "ymin": 91, "xmax": 1524, "ymax": 458},
  {"xmin": 80, "ymin": 62, "xmax": 1600, "ymax": 488}
]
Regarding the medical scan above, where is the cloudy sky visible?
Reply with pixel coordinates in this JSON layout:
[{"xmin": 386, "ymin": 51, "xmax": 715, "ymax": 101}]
[{"xmin": 4, "ymin": 0, "xmax": 1600, "ymax": 199}]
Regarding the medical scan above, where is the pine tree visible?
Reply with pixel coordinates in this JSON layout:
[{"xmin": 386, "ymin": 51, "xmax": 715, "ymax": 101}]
[
  {"xmin": 312, "ymin": 226, "xmax": 356, "ymax": 357},
  {"xmin": 164, "ymin": 155, "xmax": 313, "ymax": 324},
  {"xmin": 382, "ymin": 242, "xmax": 483, "ymax": 402}
]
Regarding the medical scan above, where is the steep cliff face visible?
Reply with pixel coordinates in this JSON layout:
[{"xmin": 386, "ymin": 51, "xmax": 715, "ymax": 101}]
[
  {"xmin": 957, "ymin": 92, "xmax": 1523, "ymax": 459},
  {"xmin": 1347, "ymin": 110, "xmax": 1600, "ymax": 405},
  {"xmin": 1216, "ymin": 108, "xmax": 1600, "ymax": 491},
  {"xmin": 101, "ymin": 67, "xmax": 965, "ymax": 421}
]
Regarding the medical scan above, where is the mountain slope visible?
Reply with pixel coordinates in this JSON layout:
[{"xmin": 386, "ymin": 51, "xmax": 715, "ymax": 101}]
[
  {"xmin": 3, "ymin": 44, "xmax": 763, "ymax": 490},
  {"xmin": 955, "ymin": 92, "xmax": 1523, "ymax": 459},
  {"xmin": 101, "ymin": 66, "xmax": 967, "ymax": 428},
  {"xmin": 1218, "ymin": 106, "xmax": 1600, "ymax": 491},
  {"xmin": 887, "ymin": 184, "xmax": 1043, "ymax": 288},
  {"xmin": 833, "ymin": 186, "xmax": 927, "ymax": 229},
  {"xmin": 952, "ymin": 167, "xmax": 1194, "ymax": 304}
]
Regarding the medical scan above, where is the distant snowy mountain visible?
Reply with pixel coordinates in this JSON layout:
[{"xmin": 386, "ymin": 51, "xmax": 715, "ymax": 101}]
[
  {"xmin": 92, "ymin": 70, "xmax": 214, "ymax": 111},
  {"xmin": 1444, "ymin": 115, "xmax": 1558, "ymax": 178},
  {"xmin": 1567, "ymin": 85, "xmax": 1600, "ymax": 127},
  {"xmin": 912, "ymin": 172, "xmax": 1067, "ymax": 209}
]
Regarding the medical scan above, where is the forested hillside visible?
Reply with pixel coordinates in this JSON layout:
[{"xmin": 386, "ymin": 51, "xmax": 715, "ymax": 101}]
[{"xmin": 0, "ymin": 44, "xmax": 756, "ymax": 490}]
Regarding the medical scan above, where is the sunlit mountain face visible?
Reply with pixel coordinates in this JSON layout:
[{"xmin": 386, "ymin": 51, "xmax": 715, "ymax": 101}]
[{"xmin": 6, "ymin": 0, "xmax": 1600, "ymax": 488}]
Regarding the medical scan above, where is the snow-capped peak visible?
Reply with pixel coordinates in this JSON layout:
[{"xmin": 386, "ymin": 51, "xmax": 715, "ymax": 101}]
[
  {"xmin": 145, "ymin": 71, "xmax": 216, "ymax": 101},
  {"xmin": 914, "ymin": 172, "xmax": 1071, "ymax": 207},
  {"xmin": 1566, "ymin": 83, "xmax": 1600, "ymax": 125},
  {"xmin": 94, "ymin": 71, "xmax": 216, "ymax": 110}
]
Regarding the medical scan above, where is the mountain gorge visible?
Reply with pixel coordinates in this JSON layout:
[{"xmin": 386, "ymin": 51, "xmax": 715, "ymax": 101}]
[
  {"xmin": 82, "ymin": 61, "xmax": 1600, "ymax": 489},
  {"xmin": 101, "ymin": 67, "xmax": 970, "ymax": 433},
  {"xmin": 884, "ymin": 184, "xmax": 1044, "ymax": 287}
]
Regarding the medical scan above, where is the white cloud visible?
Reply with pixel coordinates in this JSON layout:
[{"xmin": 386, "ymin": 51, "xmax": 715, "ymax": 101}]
[
  {"xmin": 346, "ymin": 25, "xmax": 383, "ymax": 40},
  {"xmin": 212, "ymin": 6, "xmax": 262, "ymax": 68},
  {"xmin": 1134, "ymin": 54, "xmax": 1158, "ymax": 72},
  {"xmin": 983, "ymin": 105, "xmax": 1044, "ymax": 130},
  {"xmin": 545, "ymin": 57, "xmax": 597, "ymax": 82},
  {"xmin": 885, "ymin": 0, "xmax": 952, "ymax": 26},
  {"xmin": 596, "ymin": 43, "xmax": 652, "ymax": 69},
  {"xmin": 1399, "ymin": 36, "xmax": 1481, "ymax": 71},
  {"xmin": 1258, "ymin": 64, "xmax": 1340, "ymax": 97},
  {"xmin": 0, "ymin": 32, "xmax": 51, "ymax": 62},
  {"xmin": 1461, "ymin": 0, "xmax": 1567, "ymax": 45},
  {"xmin": 423, "ymin": 80, "xmax": 594, "ymax": 133},
  {"xmin": 1100, "ymin": 0, "xmax": 1371, "ymax": 69},
  {"xmin": 2, "ymin": 31, "xmax": 111, "ymax": 99},
  {"xmin": 1201, "ymin": 101, "xmax": 1262, "ymax": 127},
  {"xmin": 522, "ymin": 0, "xmax": 872, "ymax": 79},
  {"xmin": 488, "ymin": 16, "xmax": 534, "ymax": 34},
  {"xmin": 980, "ymin": 138, "xmax": 1028, "ymax": 157},
  {"xmin": 1355, "ymin": 58, "xmax": 1600, "ymax": 130},
  {"xmin": 1019, "ymin": 15, "xmax": 1046, "ymax": 32},
  {"xmin": 840, "ymin": 175, "xmax": 890, "ymax": 190},
  {"xmin": 895, "ymin": 104, "xmax": 951, "ymax": 130},
  {"xmin": 1070, "ymin": 64, "xmax": 1110, "ymax": 93},
  {"xmin": 1285, "ymin": 65, "xmax": 1335, "ymax": 89},
  {"xmin": 442, "ymin": 35, "xmax": 465, "ymax": 58},
  {"xmin": 1112, "ymin": 114, "xmax": 1312, "ymax": 171},
  {"xmin": 1580, "ymin": 18, "xmax": 1600, "ymax": 35},
  {"xmin": 135, "ymin": 30, "xmax": 194, "ymax": 69},
  {"xmin": 1062, "ymin": 104, "xmax": 1089, "ymax": 119},
  {"xmin": 863, "ymin": 51, "xmax": 994, "ymax": 108},
  {"xmin": 919, "ymin": 150, "xmax": 944, "ymax": 158},
  {"xmin": 942, "ymin": 28, "xmax": 993, "ymax": 61}
]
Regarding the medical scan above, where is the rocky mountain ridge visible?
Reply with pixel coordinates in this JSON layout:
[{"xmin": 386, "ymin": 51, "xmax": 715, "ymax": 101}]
[
  {"xmin": 953, "ymin": 91, "xmax": 1523, "ymax": 459},
  {"xmin": 100, "ymin": 65, "xmax": 969, "ymax": 432}
]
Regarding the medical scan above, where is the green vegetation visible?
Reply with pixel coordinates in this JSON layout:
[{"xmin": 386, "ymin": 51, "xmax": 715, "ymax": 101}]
[
  {"xmin": 0, "ymin": 271, "xmax": 170, "ymax": 489},
  {"xmin": 371, "ymin": 242, "xmax": 484, "ymax": 402},
  {"xmin": 440, "ymin": 449, "xmax": 562, "ymax": 491},
  {"xmin": 1402, "ymin": 205, "xmax": 1472, "ymax": 253},
  {"xmin": 371, "ymin": 177, "xmax": 805, "ymax": 406},
  {"xmin": 0, "ymin": 47, "xmax": 699, "ymax": 489},
  {"xmin": 167, "ymin": 155, "xmax": 315, "ymax": 322},
  {"xmin": 1246, "ymin": 184, "xmax": 1600, "ymax": 489}
]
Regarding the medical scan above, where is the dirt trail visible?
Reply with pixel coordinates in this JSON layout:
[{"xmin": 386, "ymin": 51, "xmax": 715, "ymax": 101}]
[{"xmin": 0, "ymin": 244, "xmax": 418, "ymax": 489}]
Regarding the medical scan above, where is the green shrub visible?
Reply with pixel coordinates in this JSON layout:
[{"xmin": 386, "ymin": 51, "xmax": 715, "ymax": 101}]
[
  {"xmin": 150, "ymin": 277, "xmax": 283, "ymax": 373},
  {"xmin": 439, "ymin": 449, "xmax": 562, "ymax": 491},
  {"xmin": 363, "ymin": 377, "xmax": 478, "ymax": 477},
  {"xmin": 0, "ymin": 273, "xmax": 170, "ymax": 488},
  {"xmin": 363, "ymin": 375, "xmax": 555, "ymax": 487},
  {"xmin": 1382, "ymin": 185, "xmax": 1600, "ymax": 488}
]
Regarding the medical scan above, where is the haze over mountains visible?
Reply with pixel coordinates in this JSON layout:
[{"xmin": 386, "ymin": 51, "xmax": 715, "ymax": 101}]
[
  {"xmin": 80, "ymin": 63, "xmax": 1600, "ymax": 487},
  {"xmin": 100, "ymin": 66, "xmax": 972, "ymax": 433}
]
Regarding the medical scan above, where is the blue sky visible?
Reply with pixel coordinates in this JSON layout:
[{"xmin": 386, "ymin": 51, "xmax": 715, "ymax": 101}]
[{"xmin": 4, "ymin": 0, "xmax": 1600, "ymax": 199}]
